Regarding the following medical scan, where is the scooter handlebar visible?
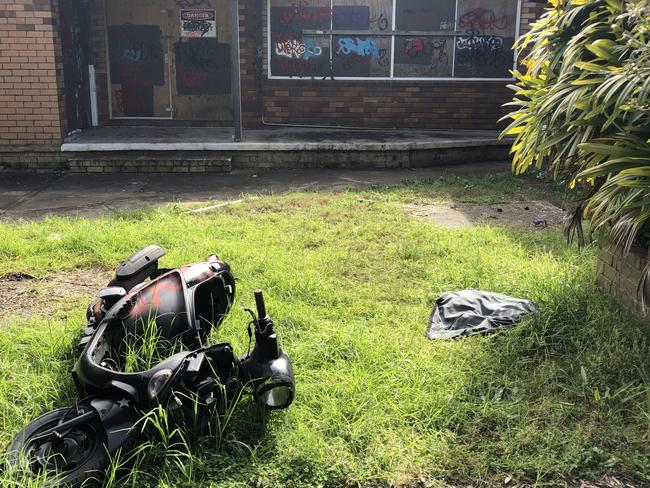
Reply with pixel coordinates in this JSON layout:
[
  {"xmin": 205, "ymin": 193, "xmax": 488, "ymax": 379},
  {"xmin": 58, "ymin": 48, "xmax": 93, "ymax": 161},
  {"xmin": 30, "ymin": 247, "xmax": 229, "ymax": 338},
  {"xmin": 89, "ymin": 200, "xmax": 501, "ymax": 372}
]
[{"xmin": 254, "ymin": 289, "xmax": 267, "ymax": 318}]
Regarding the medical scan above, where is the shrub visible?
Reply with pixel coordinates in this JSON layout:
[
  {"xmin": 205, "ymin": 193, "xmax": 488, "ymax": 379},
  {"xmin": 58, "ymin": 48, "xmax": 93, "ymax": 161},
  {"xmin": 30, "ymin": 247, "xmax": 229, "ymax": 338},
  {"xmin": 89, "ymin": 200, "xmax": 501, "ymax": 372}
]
[{"xmin": 502, "ymin": 0, "xmax": 650, "ymax": 255}]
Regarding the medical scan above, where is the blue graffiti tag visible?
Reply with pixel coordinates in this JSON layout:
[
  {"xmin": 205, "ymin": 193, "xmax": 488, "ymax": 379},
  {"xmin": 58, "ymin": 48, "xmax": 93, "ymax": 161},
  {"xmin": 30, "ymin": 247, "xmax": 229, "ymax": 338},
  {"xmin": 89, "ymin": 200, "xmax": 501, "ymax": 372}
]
[
  {"xmin": 122, "ymin": 48, "xmax": 142, "ymax": 63},
  {"xmin": 302, "ymin": 37, "xmax": 323, "ymax": 60},
  {"xmin": 337, "ymin": 37, "xmax": 379, "ymax": 58}
]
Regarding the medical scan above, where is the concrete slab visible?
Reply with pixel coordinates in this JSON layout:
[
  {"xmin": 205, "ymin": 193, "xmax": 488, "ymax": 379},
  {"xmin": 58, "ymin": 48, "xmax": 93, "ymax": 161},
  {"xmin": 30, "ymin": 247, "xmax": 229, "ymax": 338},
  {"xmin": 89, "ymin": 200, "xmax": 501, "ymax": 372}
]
[
  {"xmin": 0, "ymin": 173, "xmax": 61, "ymax": 214},
  {"xmin": 0, "ymin": 162, "xmax": 510, "ymax": 220},
  {"xmin": 61, "ymin": 126, "xmax": 509, "ymax": 152}
]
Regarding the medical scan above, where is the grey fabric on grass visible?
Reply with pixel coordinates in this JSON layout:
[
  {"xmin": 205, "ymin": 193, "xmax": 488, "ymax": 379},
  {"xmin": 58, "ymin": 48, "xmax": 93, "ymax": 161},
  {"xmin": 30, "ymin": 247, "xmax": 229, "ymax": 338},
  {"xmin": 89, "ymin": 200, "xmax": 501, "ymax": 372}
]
[{"xmin": 427, "ymin": 290, "xmax": 538, "ymax": 339}]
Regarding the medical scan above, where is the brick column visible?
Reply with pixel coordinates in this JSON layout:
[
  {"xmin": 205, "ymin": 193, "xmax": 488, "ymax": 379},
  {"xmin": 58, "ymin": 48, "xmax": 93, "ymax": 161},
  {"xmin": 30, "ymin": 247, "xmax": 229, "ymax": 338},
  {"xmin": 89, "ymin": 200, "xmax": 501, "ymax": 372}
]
[
  {"xmin": 519, "ymin": 0, "xmax": 548, "ymax": 37},
  {"xmin": 0, "ymin": 0, "xmax": 67, "ymax": 147},
  {"xmin": 597, "ymin": 241, "xmax": 650, "ymax": 318}
]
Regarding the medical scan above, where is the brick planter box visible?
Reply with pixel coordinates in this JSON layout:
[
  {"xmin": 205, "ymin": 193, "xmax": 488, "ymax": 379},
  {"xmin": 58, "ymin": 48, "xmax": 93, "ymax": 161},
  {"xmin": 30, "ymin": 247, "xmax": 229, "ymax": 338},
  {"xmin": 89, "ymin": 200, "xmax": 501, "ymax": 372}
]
[{"xmin": 597, "ymin": 241, "xmax": 649, "ymax": 318}]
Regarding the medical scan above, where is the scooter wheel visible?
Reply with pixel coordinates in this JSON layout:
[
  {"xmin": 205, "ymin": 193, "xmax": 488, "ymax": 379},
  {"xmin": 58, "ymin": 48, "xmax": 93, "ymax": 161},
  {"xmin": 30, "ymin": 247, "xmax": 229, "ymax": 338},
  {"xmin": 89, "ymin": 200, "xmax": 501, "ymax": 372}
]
[{"xmin": 7, "ymin": 405, "xmax": 109, "ymax": 487}]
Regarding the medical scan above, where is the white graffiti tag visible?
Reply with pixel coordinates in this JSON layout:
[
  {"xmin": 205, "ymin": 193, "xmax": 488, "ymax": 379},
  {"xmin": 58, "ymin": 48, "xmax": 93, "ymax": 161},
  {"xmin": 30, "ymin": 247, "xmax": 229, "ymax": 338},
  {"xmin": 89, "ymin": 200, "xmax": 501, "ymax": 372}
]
[
  {"xmin": 275, "ymin": 39, "xmax": 306, "ymax": 58},
  {"xmin": 275, "ymin": 37, "xmax": 322, "ymax": 60}
]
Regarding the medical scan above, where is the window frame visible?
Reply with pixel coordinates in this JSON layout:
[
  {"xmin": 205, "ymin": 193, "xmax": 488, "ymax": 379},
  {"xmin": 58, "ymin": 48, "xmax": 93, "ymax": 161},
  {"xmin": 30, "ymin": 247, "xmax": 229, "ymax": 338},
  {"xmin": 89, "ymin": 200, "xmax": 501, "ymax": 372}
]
[{"xmin": 266, "ymin": 0, "xmax": 521, "ymax": 81}]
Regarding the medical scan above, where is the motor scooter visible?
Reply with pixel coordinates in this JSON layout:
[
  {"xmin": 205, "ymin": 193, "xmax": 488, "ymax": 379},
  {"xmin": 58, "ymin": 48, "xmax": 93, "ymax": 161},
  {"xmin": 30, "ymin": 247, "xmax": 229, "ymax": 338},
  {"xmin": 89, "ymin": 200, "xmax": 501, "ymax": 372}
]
[{"xmin": 7, "ymin": 245, "xmax": 294, "ymax": 487}]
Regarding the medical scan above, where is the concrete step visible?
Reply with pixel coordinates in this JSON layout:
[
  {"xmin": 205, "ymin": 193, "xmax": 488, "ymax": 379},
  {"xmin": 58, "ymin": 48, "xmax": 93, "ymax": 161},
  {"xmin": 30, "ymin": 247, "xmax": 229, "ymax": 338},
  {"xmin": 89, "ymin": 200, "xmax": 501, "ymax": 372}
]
[
  {"xmin": 2, "ymin": 136, "xmax": 510, "ymax": 173},
  {"xmin": 67, "ymin": 154, "xmax": 232, "ymax": 173}
]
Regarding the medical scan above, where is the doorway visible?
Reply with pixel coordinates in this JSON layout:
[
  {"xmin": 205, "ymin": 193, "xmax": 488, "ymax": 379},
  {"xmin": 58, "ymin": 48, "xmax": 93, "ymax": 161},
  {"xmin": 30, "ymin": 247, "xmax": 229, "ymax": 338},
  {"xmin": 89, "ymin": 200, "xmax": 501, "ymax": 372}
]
[
  {"xmin": 104, "ymin": 0, "xmax": 233, "ymax": 122},
  {"xmin": 60, "ymin": 0, "xmax": 93, "ymax": 132}
]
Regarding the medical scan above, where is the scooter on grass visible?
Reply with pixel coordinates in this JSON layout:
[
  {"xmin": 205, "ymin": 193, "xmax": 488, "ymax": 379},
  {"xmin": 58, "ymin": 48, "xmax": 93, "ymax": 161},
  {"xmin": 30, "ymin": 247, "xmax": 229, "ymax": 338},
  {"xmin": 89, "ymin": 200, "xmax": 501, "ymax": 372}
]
[{"xmin": 7, "ymin": 245, "xmax": 295, "ymax": 487}]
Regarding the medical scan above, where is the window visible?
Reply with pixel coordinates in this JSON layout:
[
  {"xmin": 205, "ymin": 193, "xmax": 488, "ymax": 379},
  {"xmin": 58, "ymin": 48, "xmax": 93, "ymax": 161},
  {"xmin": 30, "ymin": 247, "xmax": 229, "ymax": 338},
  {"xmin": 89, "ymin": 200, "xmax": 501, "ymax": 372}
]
[{"xmin": 268, "ymin": 0, "xmax": 520, "ymax": 79}]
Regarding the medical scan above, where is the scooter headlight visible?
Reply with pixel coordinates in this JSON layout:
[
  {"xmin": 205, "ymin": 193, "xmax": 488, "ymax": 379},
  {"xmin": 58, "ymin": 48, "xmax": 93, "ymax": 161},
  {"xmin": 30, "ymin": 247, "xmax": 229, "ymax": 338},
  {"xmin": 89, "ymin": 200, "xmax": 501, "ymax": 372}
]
[
  {"xmin": 255, "ymin": 377, "xmax": 294, "ymax": 409},
  {"xmin": 148, "ymin": 368, "xmax": 173, "ymax": 399}
]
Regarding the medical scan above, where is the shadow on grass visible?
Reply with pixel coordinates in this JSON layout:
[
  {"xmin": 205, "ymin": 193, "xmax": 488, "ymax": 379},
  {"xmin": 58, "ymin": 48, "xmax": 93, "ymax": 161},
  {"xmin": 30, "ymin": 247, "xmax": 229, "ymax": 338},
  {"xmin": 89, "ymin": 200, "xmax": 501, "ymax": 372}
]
[
  {"xmin": 356, "ymin": 172, "xmax": 573, "ymax": 208},
  {"xmin": 429, "ymin": 228, "xmax": 650, "ymax": 485}
]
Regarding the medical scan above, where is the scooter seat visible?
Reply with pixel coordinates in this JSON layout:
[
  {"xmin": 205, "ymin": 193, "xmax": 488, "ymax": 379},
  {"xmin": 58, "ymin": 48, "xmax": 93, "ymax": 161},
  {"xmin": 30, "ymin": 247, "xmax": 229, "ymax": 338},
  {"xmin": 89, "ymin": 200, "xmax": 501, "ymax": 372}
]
[{"xmin": 109, "ymin": 245, "xmax": 166, "ymax": 292}]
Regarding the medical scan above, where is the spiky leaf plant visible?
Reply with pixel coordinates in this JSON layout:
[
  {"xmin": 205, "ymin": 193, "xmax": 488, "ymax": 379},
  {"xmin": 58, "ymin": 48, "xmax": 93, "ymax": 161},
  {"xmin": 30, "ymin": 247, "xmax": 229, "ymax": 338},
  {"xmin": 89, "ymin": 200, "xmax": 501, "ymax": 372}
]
[{"xmin": 502, "ymin": 0, "xmax": 650, "ymax": 279}]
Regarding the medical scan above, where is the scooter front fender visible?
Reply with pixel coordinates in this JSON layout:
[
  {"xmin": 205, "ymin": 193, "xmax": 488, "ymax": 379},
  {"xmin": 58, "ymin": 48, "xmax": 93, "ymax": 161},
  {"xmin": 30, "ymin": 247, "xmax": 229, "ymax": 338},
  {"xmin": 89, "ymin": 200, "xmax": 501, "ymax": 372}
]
[{"xmin": 89, "ymin": 397, "xmax": 139, "ymax": 454}]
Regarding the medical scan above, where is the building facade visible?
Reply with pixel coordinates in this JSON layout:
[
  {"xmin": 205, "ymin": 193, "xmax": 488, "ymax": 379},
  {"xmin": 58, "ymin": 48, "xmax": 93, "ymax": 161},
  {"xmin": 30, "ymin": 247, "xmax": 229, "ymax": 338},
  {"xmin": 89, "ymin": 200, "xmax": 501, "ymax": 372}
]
[{"xmin": 0, "ymin": 0, "xmax": 546, "ymax": 150}]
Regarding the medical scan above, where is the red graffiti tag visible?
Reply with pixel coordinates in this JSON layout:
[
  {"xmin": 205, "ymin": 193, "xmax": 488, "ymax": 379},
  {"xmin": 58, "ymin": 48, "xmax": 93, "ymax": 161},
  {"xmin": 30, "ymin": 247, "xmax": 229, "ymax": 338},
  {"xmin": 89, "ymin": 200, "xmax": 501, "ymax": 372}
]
[
  {"xmin": 178, "ymin": 66, "xmax": 209, "ymax": 87},
  {"xmin": 458, "ymin": 8, "xmax": 508, "ymax": 31}
]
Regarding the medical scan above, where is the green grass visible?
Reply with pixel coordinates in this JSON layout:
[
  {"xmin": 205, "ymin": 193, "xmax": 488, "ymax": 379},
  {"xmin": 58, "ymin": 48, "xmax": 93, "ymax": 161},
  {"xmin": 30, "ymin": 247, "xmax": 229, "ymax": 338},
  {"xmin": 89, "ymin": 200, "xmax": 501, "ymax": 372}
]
[{"xmin": 0, "ymin": 173, "xmax": 648, "ymax": 487}]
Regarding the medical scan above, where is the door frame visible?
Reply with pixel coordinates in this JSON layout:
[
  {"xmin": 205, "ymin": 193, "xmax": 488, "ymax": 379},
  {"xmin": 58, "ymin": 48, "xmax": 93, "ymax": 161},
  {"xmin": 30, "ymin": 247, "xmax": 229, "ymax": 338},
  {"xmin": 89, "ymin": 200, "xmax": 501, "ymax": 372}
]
[
  {"xmin": 101, "ymin": 0, "xmax": 242, "ymax": 140},
  {"xmin": 103, "ymin": 0, "xmax": 173, "ymax": 120}
]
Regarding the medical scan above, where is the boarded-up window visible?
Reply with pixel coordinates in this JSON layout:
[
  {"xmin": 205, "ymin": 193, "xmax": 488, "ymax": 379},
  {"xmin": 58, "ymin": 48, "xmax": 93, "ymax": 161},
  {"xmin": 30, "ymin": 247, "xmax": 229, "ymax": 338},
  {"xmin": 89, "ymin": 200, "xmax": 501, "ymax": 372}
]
[{"xmin": 268, "ymin": 0, "xmax": 520, "ymax": 79}]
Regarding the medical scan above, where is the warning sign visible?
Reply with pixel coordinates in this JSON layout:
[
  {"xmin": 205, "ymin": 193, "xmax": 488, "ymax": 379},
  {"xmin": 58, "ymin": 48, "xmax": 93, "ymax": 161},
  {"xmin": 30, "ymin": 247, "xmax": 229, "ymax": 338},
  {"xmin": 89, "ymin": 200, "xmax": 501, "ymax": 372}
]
[{"xmin": 180, "ymin": 9, "xmax": 217, "ymax": 38}]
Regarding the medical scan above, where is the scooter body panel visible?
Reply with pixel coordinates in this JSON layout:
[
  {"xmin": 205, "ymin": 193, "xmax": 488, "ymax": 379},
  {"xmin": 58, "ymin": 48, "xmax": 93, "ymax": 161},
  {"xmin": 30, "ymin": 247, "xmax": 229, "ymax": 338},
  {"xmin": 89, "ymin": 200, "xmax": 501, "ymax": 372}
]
[{"xmin": 89, "ymin": 398, "xmax": 138, "ymax": 454}]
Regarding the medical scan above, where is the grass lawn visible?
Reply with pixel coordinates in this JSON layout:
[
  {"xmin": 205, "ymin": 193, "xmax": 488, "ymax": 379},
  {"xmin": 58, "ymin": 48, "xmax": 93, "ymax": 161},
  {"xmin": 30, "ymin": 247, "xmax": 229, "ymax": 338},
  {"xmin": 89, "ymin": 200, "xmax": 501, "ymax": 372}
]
[{"xmin": 0, "ymin": 173, "xmax": 648, "ymax": 487}]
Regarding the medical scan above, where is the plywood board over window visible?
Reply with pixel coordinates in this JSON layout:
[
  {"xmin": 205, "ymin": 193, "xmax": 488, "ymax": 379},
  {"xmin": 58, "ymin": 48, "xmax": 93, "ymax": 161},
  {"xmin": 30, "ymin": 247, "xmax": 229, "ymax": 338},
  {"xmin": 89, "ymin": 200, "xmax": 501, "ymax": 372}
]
[
  {"xmin": 105, "ymin": 0, "xmax": 233, "ymax": 121},
  {"xmin": 269, "ymin": 0, "xmax": 331, "ymax": 77},
  {"xmin": 331, "ymin": 0, "xmax": 392, "ymax": 77},
  {"xmin": 267, "ymin": 0, "xmax": 521, "ymax": 80},
  {"xmin": 454, "ymin": 0, "xmax": 518, "ymax": 78}
]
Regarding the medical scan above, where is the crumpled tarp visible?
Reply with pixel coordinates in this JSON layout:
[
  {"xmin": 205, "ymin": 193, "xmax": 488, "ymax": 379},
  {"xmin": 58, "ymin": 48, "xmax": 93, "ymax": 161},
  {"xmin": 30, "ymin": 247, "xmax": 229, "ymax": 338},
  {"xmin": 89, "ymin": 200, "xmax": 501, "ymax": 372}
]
[{"xmin": 427, "ymin": 289, "xmax": 538, "ymax": 339}]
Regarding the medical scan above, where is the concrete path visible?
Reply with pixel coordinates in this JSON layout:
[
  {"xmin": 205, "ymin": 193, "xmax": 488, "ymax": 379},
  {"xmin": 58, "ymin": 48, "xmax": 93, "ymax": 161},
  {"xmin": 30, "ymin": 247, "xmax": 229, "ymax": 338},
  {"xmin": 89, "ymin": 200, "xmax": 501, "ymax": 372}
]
[
  {"xmin": 62, "ymin": 126, "xmax": 506, "ymax": 152},
  {"xmin": 0, "ymin": 161, "xmax": 509, "ymax": 220}
]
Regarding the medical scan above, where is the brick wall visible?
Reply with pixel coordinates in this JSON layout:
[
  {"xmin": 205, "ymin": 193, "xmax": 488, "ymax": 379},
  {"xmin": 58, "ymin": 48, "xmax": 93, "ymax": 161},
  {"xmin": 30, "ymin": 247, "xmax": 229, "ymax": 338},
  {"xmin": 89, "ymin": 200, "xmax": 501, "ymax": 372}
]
[
  {"xmin": 87, "ymin": 0, "xmax": 547, "ymax": 130},
  {"xmin": 0, "ymin": 0, "xmax": 66, "ymax": 146},
  {"xmin": 597, "ymin": 241, "xmax": 650, "ymax": 318},
  {"xmin": 239, "ymin": 0, "xmax": 549, "ymax": 129},
  {"xmin": 1, "ymin": 0, "xmax": 547, "ymax": 147}
]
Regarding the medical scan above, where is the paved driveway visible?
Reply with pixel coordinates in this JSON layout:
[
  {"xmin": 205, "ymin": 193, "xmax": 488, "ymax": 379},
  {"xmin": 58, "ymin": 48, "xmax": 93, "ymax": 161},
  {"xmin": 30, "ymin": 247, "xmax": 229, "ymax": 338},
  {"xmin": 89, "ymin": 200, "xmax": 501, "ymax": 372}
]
[{"xmin": 0, "ymin": 162, "xmax": 509, "ymax": 220}]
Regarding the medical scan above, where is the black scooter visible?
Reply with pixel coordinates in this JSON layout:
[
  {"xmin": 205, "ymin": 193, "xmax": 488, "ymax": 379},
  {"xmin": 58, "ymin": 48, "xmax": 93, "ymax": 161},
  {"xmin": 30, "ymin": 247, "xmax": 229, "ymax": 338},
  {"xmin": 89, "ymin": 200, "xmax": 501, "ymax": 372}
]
[{"xmin": 7, "ymin": 246, "xmax": 295, "ymax": 487}]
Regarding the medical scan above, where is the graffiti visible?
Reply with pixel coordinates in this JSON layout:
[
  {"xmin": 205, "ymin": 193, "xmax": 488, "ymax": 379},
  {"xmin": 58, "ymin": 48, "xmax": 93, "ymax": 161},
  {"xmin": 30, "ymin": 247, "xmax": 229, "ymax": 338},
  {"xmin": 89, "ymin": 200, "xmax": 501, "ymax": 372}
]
[
  {"xmin": 115, "ymin": 77, "xmax": 152, "ymax": 116},
  {"xmin": 337, "ymin": 37, "xmax": 380, "ymax": 58},
  {"xmin": 181, "ymin": 19, "xmax": 214, "ymax": 37},
  {"xmin": 274, "ymin": 1, "xmax": 331, "ymax": 27},
  {"xmin": 404, "ymin": 38, "xmax": 423, "ymax": 57},
  {"xmin": 377, "ymin": 48, "xmax": 389, "ymax": 67},
  {"xmin": 108, "ymin": 25, "xmax": 165, "ymax": 116},
  {"xmin": 177, "ymin": 40, "xmax": 223, "ymax": 72},
  {"xmin": 456, "ymin": 32, "xmax": 503, "ymax": 52},
  {"xmin": 275, "ymin": 37, "xmax": 322, "ymax": 60},
  {"xmin": 401, "ymin": 37, "xmax": 449, "ymax": 69},
  {"xmin": 174, "ymin": 39, "xmax": 231, "ymax": 94},
  {"xmin": 129, "ymin": 273, "xmax": 184, "ymax": 319},
  {"xmin": 440, "ymin": 20, "xmax": 454, "ymax": 30},
  {"xmin": 272, "ymin": 44, "xmax": 330, "ymax": 77},
  {"xmin": 178, "ymin": 66, "xmax": 209, "ymax": 88},
  {"xmin": 403, "ymin": 38, "xmax": 447, "ymax": 57},
  {"xmin": 120, "ymin": 43, "xmax": 162, "ymax": 64},
  {"xmin": 370, "ymin": 13, "xmax": 389, "ymax": 31},
  {"xmin": 303, "ymin": 37, "xmax": 323, "ymax": 60},
  {"xmin": 455, "ymin": 46, "xmax": 507, "ymax": 68},
  {"xmin": 275, "ymin": 39, "xmax": 305, "ymax": 58},
  {"xmin": 109, "ymin": 27, "xmax": 164, "ymax": 85},
  {"xmin": 175, "ymin": 0, "xmax": 211, "ymax": 7},
  {"xmin": 454, "ymin": 31, "xmax": 512, "ymax": 77},
  {"xmin": 458, "ymin": 8, "xmax": 508, "ymax": 31}
]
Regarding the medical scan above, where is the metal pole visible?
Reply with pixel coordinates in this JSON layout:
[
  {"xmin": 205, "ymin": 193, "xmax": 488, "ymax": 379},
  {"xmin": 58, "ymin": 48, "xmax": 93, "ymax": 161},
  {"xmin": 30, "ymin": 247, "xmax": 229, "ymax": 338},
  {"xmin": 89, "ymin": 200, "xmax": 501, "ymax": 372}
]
[{"xmin": 230, "ymin": 0, "xmax": 243, "ymax": 142}]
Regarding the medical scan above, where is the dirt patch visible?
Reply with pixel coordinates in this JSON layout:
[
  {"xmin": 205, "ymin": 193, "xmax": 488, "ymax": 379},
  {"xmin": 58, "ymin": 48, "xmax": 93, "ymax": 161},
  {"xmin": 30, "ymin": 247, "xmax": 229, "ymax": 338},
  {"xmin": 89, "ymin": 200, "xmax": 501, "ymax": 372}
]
[
  {"xmin": 0, "ymin": 268, "xmax": 113, "ymax": 324},
  {"xmin": 575, "ymin": 475, "xmax": 640, "ymax": 488},
  {"xmin": 405, "ymin": 200, "xmax": 567, "ymax": 230}
]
